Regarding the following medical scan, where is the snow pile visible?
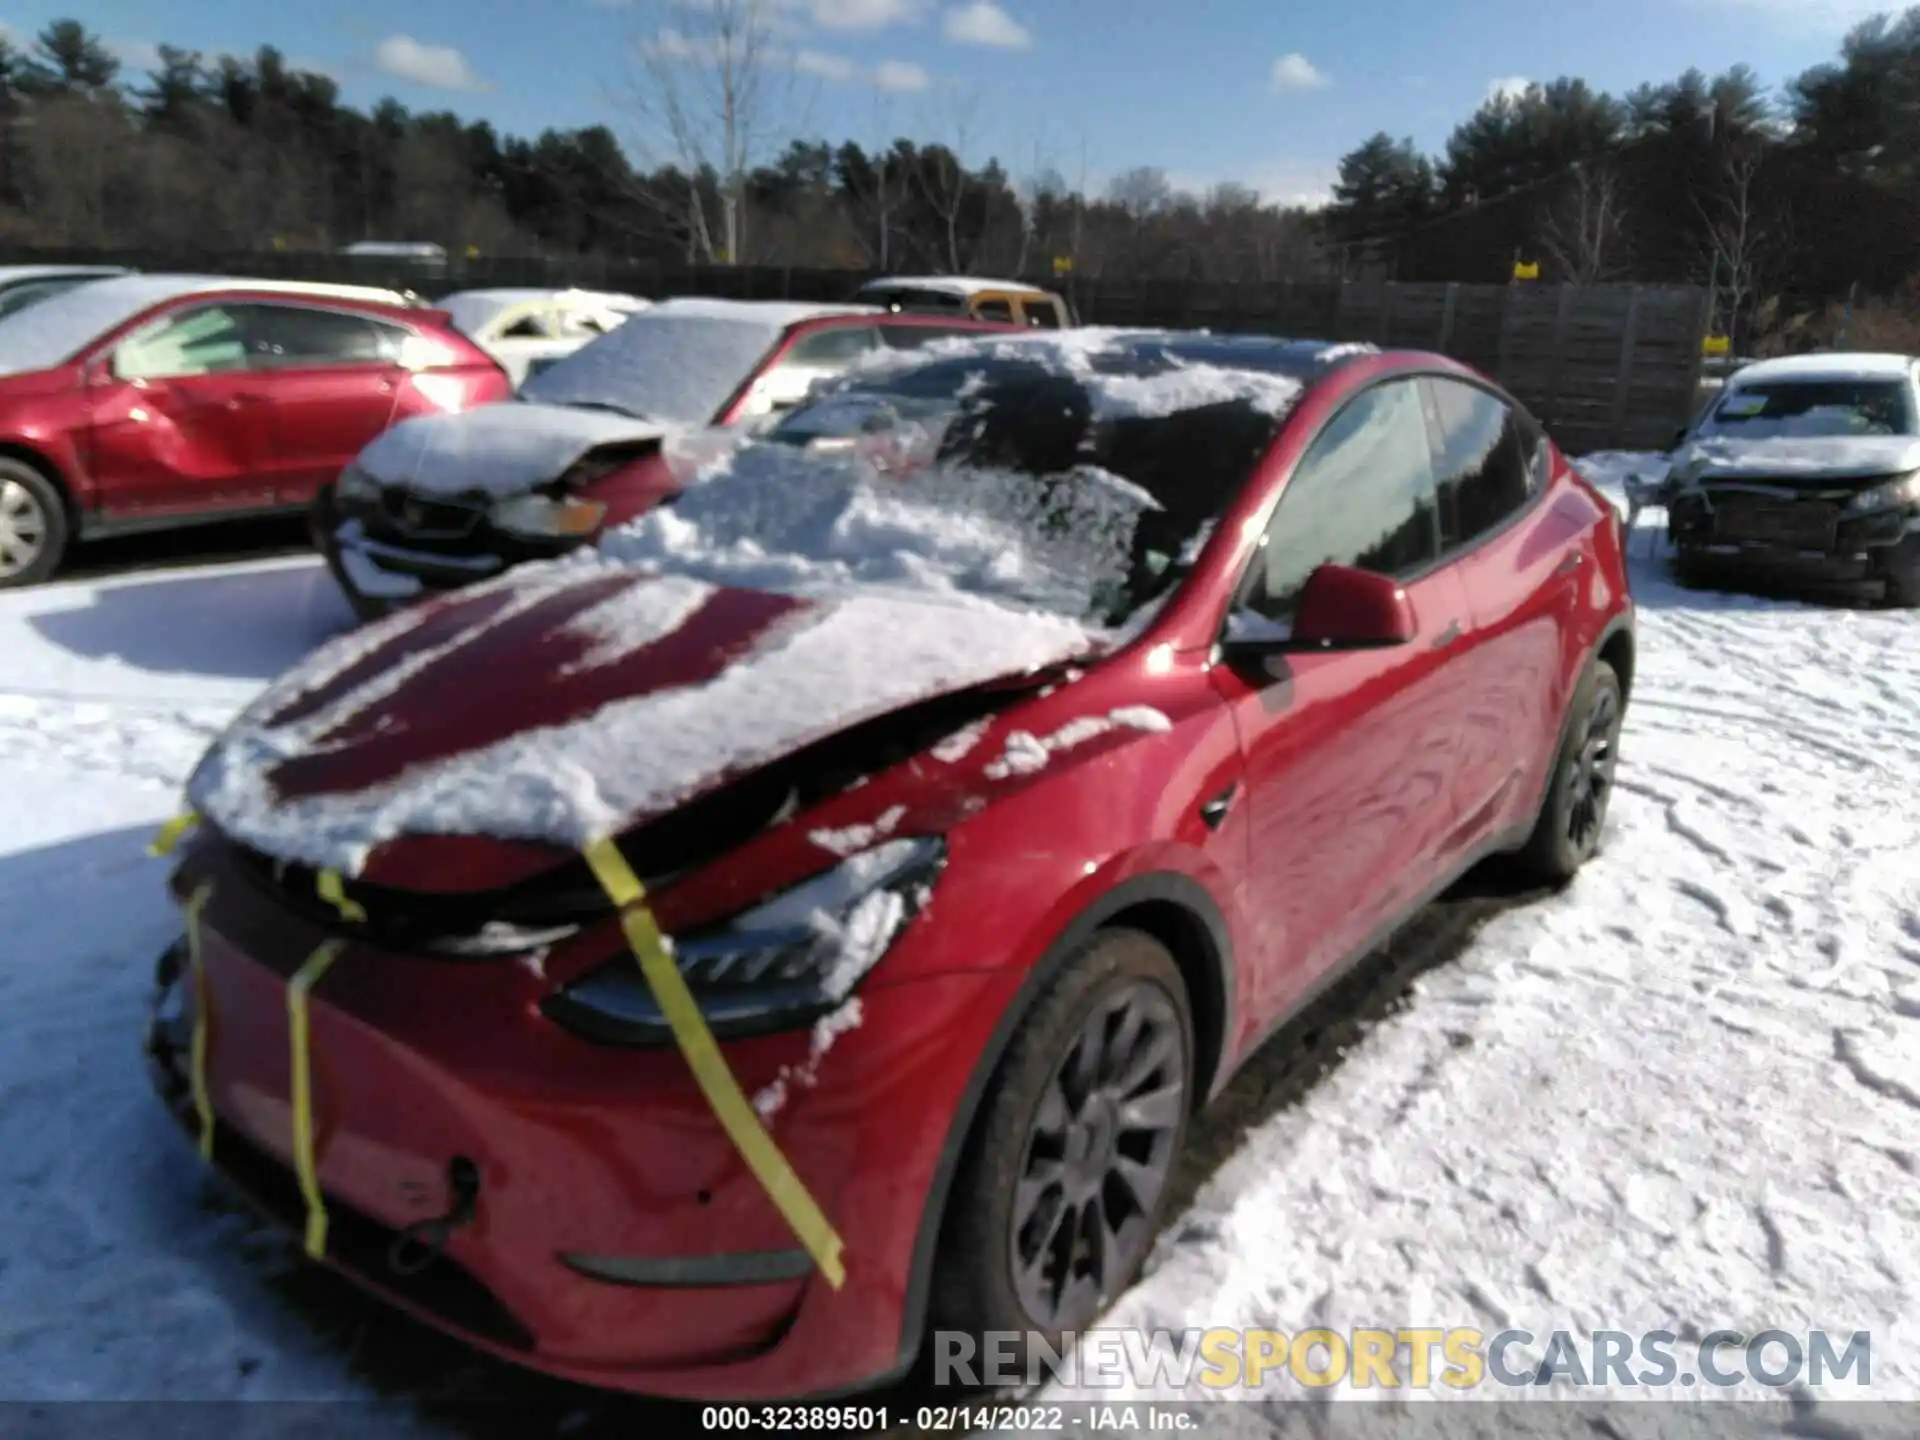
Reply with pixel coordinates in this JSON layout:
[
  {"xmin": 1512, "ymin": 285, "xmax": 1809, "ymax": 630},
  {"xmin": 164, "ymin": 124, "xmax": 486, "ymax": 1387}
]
[
  {"xmin": 186, "ymin": 569, "xmax": 1096, "ymax": 874},
  {"xmin": 353, "ymin": 401, "xmax": 668, "ymax": 496},
  {"xmin": 600, "ymin": 440, "xmax": 1151, "ymax": 624}
]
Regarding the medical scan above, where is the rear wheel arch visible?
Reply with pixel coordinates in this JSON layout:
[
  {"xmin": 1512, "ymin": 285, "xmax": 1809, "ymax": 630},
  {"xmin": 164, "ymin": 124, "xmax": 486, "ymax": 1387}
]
[{"xmin": 889, "ymin": 870, "xmax": 1236, "ymax": 1378}]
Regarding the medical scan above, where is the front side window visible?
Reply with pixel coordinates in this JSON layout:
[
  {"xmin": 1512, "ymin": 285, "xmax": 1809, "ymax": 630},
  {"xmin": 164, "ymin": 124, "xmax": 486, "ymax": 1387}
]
[
  {"xmin": 1023, "ymin": 300, "xmax": 1063, "ymax": 329},
  {"xmin": 245, "ymin": 304, "xmax": 396, "ymax": 368},
  {"xmin": 1425, "ymin": 377, "xmax": 1532, "ymax": 550},
  {"xmin": 1245, "ymin": 379, "xmax": 1440, "ymax": 624},
  {"xmin": 115, "ymin": 305, "xmax": 251, "ymax": 380},
  {"xmin": 974, "ymin": 298, "xmax": 1016, "ymax": 322}
]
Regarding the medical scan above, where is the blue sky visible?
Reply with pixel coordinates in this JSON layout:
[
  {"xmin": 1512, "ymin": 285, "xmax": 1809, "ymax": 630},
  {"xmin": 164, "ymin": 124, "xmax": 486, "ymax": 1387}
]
[{"xmin": 3, "ymin": 0, "xmax": 1893, "ymax": 204}]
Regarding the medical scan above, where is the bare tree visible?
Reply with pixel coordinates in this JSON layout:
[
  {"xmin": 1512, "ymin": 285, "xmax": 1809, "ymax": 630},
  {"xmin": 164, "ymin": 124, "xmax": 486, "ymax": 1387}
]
[
  {"xmin": 841, "ymin": 92, "xmax": 907, "ymax": 272},
  {"xmin": 1695, "ymin": 146, "xmax": 1772, "ymax": 351},
  {"xmin": 621, "ymin": 0, "xmax": 789, "ymax": 264},
  {"xmin": 912, "ymin": 89, "xmax": 982, "ymax": 274},
  {"xmin": 1539, "ymin": 162, "xmax": 1630, "ymax": 282}
]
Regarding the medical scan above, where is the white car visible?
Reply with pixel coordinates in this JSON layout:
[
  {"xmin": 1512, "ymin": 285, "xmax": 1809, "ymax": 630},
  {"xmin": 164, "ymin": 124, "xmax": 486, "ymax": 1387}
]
[{"xmin": 435, "ymin": 288, "xmax": 651, "ymax": 387}]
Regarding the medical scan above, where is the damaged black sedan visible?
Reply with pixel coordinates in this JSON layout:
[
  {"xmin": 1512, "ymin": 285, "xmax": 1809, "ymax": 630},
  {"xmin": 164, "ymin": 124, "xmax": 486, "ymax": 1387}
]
[{"xmin": 1664, "ymin": 353, "xmax": 1920, "ymax": 605}]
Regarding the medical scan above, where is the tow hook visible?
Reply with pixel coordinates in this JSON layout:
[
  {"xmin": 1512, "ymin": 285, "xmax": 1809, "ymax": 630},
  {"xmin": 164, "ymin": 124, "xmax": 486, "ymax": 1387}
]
[{"xmin": 387, "ymin": 1156, "xmax": 480, "ymax": 1276}]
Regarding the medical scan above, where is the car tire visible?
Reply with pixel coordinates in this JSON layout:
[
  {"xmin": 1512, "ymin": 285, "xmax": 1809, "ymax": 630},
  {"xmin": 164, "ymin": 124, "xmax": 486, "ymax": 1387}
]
[
  {"xmin": 0, "ymin": 458, "xmax": 70, "ymax": 588},
  {"xmin": 1878, "ymin": 537, "xmax": 1920, "ymax": 609},
  {"xmin": 1672, "ymin": 549, "xmax": 1710, "ymax": 590},
  {"xmin": 929, "ymin": 928, "xmax": 1193, "ymax": 1372},
  {"xmin": 1514, "ymin": 658, "xmax": 1624, "ymax": 884}
]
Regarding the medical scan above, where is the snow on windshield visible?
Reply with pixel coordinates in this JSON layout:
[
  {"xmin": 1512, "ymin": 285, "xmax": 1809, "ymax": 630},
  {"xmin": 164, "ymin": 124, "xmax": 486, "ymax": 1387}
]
[
  {"xmin": 519, "ymin": 308, "xmax": 785, "ymax": 424},
  {"xmin": 601, "ymin": 333, "xmax": 1305, "ymax": 627},
  {"xmin": 601, "ymin": 441, "xmax": 1150, "ymax": 625}
]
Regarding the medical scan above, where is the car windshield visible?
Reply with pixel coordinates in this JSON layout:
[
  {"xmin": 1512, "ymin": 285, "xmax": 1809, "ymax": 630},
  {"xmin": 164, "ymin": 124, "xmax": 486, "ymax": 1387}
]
[
  {"xmin": 600, "ymin": 335, "xmax": 1317, "ymax": 628},
  {"xmin": 1698, "ymin": 380, "xmax": 1917, "ymax": 440},
  {"xmin": 518, "ymin": 307, "xmax": 785, "ymax": 424}
]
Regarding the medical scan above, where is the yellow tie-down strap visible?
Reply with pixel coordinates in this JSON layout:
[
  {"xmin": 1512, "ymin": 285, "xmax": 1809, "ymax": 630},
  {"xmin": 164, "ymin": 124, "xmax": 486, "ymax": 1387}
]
[
  {"xmin": 149, "ymin": 811, "xmax": 349, "ymax": 1262},
  {"xmin": 581, "ymin": 837, "xmax": 847, "ymax": 1290},
  {"xmin": 286, "ymin": 939, "xmax": 343, "ymax": 1259}
]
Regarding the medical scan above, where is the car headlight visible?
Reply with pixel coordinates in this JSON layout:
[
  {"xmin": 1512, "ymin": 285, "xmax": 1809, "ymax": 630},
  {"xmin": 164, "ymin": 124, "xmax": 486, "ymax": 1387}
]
[
  {"xmin": 335, "ymin": 462, "xmax": 379, "ymax": 503},
  {"xmin": 1845, "ymin": 471, "xmax": 1920, "ymax": 514},
  {"xmin": 490, "ymin": 492, "xmax": 608, "ymax": 539},
  {"xmin": 542, "ymin": 837, "xmax": 946, "ymax": 1045}
]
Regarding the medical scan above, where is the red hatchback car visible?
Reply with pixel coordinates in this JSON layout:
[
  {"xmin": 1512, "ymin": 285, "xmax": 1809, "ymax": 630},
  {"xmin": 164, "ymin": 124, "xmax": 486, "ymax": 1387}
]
[
  {"xmin": 315, "ymin": 298, "xmax": 1019, "ymax": 617},
  {"xmin": 0, "ymin": 274, "xmax": 508, "ymax": 586},
  {"xmin": 147, "ymin": 332, "xmax": 1634, "ymax": 1401}
]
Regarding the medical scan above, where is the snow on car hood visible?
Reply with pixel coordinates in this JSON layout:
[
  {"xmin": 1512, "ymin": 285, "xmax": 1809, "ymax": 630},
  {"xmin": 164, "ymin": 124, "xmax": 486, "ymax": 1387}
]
[
  {"xmin": 1674, "ymin": 434, "xmax": 1920, "ymax": 482},
  {"xmin": 185, "ymin": 558, "xmax": 1098, "ymax": 876},
  {"xmin": 354, "ymin": 401, "xmax": 670, "ymax": 497}
]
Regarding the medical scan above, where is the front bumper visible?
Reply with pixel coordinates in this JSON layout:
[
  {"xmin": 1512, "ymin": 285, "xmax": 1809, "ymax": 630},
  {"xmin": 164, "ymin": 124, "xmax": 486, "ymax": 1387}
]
[
  {"xmin": 1669, "ymin": 489, "xmax": 1920, "ymax": 597},
  {"xmin": 315, "ymin": 488, "xmax": 587, "ymax": 616},
  {"xmin": 146, "ymin": 840, "xmax": 1024, "ymax": 1399}
]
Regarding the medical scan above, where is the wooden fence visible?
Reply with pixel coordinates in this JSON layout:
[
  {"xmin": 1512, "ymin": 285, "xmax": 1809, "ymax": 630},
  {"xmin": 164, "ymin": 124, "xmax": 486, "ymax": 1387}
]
[{"xmin": 6, "ymin": 247, "xmax": 1712, "ymax": 451}]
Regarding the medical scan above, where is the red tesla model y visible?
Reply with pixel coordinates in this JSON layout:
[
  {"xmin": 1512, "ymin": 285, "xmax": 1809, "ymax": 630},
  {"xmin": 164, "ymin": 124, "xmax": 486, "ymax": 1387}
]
[{"xmin": 147, "ymin": 330, "xmax": 1634, "ymax": 1401}]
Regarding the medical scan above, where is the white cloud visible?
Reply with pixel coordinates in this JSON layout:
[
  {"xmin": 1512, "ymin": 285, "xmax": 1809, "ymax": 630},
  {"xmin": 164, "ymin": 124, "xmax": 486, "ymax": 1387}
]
[
  {"xmin": 794, "ymin": 47, "xmax": 859, "ymax": 80},
  {"xmin": 1486, "ymin": 75, "xmax": 1532, "ymax": 105},
  {"xmin": 1270, "ymin": 52, "xmax": 1330, "ymax": 93},
  {"xmin": 942, "ymin": 1, "xmax": 1031, "ymax": 48},
  {"xmin": 805, "ymin": 0, "xmax": 922, "ymax": 29},
  {"xmin": 872, "ymin": 58, "xmax": 930, "ymax": 91},
  {"xmin": 373, "ymin": 34, "xmax": 487, "ymax": 91}
]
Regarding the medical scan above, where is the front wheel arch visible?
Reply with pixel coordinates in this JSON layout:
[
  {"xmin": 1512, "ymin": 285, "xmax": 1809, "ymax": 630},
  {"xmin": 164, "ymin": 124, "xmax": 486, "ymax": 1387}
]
[{"xmin": 889, "ymin": 871, "xmax": 1236, "ymax": 1379}]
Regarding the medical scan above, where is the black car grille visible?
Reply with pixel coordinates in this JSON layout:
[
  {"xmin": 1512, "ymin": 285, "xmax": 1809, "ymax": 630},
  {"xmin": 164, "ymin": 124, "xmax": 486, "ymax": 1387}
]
[
  {"xmin": 374, "ymin": 486, "xmax": 486, "ymax": 541},
  {"xmin": 1707, "ymin": 491, "xmax": 1842, "ymax": 547}
]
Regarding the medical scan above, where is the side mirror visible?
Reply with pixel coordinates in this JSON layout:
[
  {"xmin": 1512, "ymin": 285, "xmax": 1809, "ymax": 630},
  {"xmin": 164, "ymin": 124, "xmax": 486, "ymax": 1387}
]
[
  {"xmin": 1225, "ymin": 564, "xmax": 1418, "ymax": 659},
  {"xmin": 1671, "ymin": 427, "xmax": 1689, "ymax": 449},
  {"xmin": 85, "ymin": 352, "xmax": 120, "ymax": 387}
]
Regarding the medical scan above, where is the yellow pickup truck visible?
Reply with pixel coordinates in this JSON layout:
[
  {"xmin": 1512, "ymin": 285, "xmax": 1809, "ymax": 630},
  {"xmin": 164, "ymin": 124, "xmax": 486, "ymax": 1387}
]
[{"xmin": 854, "ymin": 276, "xmax": 1074, "ymax": 329}]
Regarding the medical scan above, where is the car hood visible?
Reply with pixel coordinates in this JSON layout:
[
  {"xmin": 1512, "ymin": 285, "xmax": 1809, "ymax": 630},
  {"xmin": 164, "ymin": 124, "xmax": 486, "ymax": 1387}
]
[
  {"xmin": 354, "ymin": 401, "xmax": 672, "ymax": 499},
  {"xmin": 1674, "ymin": 434, "xmax": 1920, "ymax": 484},
  {"xmin": 185, "ymin": 559, "xmax": 1101, "ymax": 881}
]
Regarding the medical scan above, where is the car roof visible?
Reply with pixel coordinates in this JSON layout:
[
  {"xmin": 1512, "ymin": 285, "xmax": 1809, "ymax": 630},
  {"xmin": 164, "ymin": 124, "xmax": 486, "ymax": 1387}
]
[
  {"xmin": 859, "ymin": 275, "xmax": 1051, "ymax": 299},
  {"xmin": 0, "ymin": 274, "xmax": 425, "ymax": 377},
  {"xmin": 650, "ymin": 296, "xmax": 882, "ymax": 326},
  {"xmin": 1731, "ymin": 352, "xmax": 1916, "ymax": 385},
  {"xmin": 0, "ymin": 264, "xmax": 131, "ymax": 285},
  {"xmin": 856, "ymin": 327, "xmax": 1371, "ymax": 379}
]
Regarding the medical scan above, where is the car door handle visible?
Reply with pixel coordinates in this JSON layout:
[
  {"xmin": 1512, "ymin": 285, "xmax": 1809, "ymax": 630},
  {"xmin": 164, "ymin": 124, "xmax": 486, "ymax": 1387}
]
[
  {"xmin": 225, "ymin": 393, "xmax": 271, "ymax": 409},
  {"xmin": 1430, "ymin": 619, "xmax": 1463, "ymax": 649}
]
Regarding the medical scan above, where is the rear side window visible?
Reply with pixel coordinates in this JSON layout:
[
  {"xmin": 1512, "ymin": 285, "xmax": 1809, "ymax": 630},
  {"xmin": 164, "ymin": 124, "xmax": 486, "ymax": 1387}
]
[
  {"xmin": 783, "ymin": 325, "xmax": 878, "ymax": 366},
  {"xmin": 881, "ymin": 323, "xmax": 991, "ymax": 350},
  {"xmin": 1245, "ymin": 378, "xmax": 1440, "ymax": 624},
  {"xmin": 1023, "ymin": 300, "xmax": 1063, "ymax": 329},
  {"xmin": 974, "ymin": 298, "xmax": 1015, "ymax": 322},
  {"xmin": 245, "ymin": 304, "xmax": 398, "ymax": 368},
  {"xmin": 1423, "ymin": 377, "xmax": 1533, "ymax": 551}
]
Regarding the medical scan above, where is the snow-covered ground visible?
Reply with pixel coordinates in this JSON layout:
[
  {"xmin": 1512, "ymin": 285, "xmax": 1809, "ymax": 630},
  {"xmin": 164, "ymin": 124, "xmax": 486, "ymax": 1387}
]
[{"xmin": 1, "ymin": 462, "xmax": 1917, "ymax": 1428}]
